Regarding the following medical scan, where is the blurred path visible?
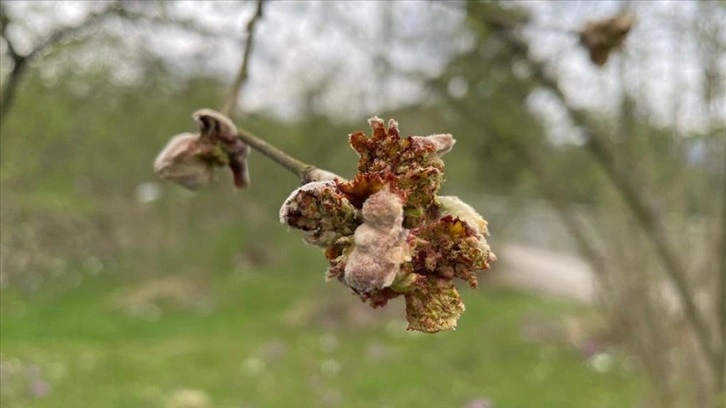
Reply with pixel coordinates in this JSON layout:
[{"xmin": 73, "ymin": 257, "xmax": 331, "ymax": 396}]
[{"xmin": 493, "ymin": 244, "xmax": 596, "ymax": 303}]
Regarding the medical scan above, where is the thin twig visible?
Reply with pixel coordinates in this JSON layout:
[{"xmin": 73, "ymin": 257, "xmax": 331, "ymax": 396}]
[
  {"xmin": 221, "ymin": 0, "xmax": 265, "ymax": 116},
  {"xmin": 1, "ymin": 3, "xmax": 122, "ymax": 117},
  {"xmin": 235, "ymin": 126, "xmax": 315, "ymax": 182},
  {"xmin": 221, "ymin": 0, "xmax": 329, "ymax": 184},
  {"xmin": 719, "ymin": 139, "xmax": 726, "ymax": 392}
]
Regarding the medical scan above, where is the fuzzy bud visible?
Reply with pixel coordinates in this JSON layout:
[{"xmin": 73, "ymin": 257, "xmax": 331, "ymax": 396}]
[
  {"xmin": 154, "ymin": 109, "xmax": 250, "ymax": 190},
  {"xmin": 194, "ymin": 109, "xmax": 251, "ymax": 188},
  {"xmin": 154, "ymin": 132, "xmax": 214, "ymax": 191},
  {"xmin": 278, "ymin": 117, "xmax": 496, "ymax": 333}
]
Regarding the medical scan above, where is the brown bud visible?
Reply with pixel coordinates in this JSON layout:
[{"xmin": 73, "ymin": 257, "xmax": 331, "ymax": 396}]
[
  {"xmin": 579, "ymin": 12, "xmax": 635, "ymax": 67},
  {"xmin": 194, "ymin": 109, "xmax": 251, "ymax": 188}
]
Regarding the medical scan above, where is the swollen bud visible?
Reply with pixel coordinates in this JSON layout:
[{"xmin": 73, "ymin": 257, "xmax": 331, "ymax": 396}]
[
  {"xmin": 153, "ymin": 109, "xmax": 250, "ymax": 190},
  {"xmin": 194, "ymin": 109, "xmax": 251, "ymax": 188},
  {"xmin": 279, "ymin": 181, "xmax": 360, "ymax": 247},
  {"xmin": 153, "ymin": 132, "xmax": 214, "ymax": 191}
]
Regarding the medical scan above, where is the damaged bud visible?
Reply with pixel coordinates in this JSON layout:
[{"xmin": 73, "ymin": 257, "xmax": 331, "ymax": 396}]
[
  {"xmin": 154, "ymin": 109, "xmax": 250, "ymax": 190},
  {"xmin": 280, "ymin": 181, "xmax": 360, "ymax": 247},
  {"xmin": 279, "ymin": 117, "xmax": 497, "ymax": 333}
]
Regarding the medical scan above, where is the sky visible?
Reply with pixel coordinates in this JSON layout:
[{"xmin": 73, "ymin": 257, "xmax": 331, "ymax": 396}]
[{"xmin": 2, "ymin": 0, "xmax": 725, "ymax": 137}]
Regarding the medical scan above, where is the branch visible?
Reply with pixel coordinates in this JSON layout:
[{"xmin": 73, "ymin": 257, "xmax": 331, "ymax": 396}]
[
  {"xmin": 115, "ymin": 8, "xmax": 233, "ymax": 40},
  {"xmin": 154, "ymin": 1, "xmax": 332, "ymax": 189},
  {"xmin": 218, "ymin": 1, "xmax": 333, "ymax": 185},
  {"xmin": 439, "ymin": 89, "xmax": 609, "ymax": 279},
  {"xmin": 221, "ymin": 0, "xmax": 265, "ymax": 116},
  {"xmin": 235, "ymin": 125, "xmax": 319, "ymax": 183},
  {"xmin": 0, "ymin": 2, "xmax": 123, "ymax": 119},
  {"xmin": 719, "ymin": 140, "xmax": 726, "ymax": 391},
  {"xmin": 484, "ymin": 15, "xmax": 719, "ymax": 367}
]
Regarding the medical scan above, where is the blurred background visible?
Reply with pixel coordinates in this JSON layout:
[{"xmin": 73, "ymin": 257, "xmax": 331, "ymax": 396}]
[{"xmin": 1, "ymin": 1, "xmax": 725, "ymax": 407}]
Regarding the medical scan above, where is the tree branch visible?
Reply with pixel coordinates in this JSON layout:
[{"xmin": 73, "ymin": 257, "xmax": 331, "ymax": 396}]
[
  {"xmin": 0, "ymin": 2, "xmax": 123, "ymax": 119},
  {"xmin": 219, "ymin": 1, "xmax": 332, "ymax": 185},
  {"xmin": 235, "ymin": 125, "xmax": 317, "ymax": 183},
  {"xmin": 719, "ymin": 137, "xmax": 726, "ymax": 393},
  {"xmin": 440, "ymin": 90, "xmax": 608, "ymax": 278},
  {"xmin": 484, "ymin": 15, "xmax": 719, "ymax": 368},
  {"xmin": 222, "ymin": 0, "xmax": 265, "ymax": 116}
]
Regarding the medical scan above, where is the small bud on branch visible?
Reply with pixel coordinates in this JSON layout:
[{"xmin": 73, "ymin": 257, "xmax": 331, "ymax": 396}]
[{"xmin": 154, "ymin": 109, "xmax": 250, "ymax": 189}]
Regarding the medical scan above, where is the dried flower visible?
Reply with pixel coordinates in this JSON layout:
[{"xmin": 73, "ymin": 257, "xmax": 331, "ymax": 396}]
[
  {"xmin": 154, "ymin": 109, "xmax": 250, "ymax": 190},
  {"xmin": 280, "ymin": 117, "xmax": 496, "ymax": 333}
]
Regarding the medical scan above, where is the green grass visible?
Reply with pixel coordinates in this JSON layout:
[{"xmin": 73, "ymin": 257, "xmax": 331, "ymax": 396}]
[{"xmin": 0, "ymin": 245, "xmax": 643, "ymax": 408}]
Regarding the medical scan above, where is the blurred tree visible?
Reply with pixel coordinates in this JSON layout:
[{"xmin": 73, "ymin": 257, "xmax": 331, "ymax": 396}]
[{"xmin": 423, "ymin": 2, "xmax": 726, "ymax": 406}]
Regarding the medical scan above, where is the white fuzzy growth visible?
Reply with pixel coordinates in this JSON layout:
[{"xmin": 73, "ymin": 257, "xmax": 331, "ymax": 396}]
[
  {"xmin": 438, "ymin": 196, "xmax": 488, "ymax": 234},
  {"xmin": 344, "ymin": 189, "xmax": 410, "ymax": 293},
  {"xmin": 154, "ymin": 132, "xmax": 212, "ymax": 191}
]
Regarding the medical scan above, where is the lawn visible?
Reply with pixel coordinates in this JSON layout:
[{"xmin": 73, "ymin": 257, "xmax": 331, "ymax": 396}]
[{"xmin": 0, "ymin": 243, "xmax": 644, "ymax": 408}]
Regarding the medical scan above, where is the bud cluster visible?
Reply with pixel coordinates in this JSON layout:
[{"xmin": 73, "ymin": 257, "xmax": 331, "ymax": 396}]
[{"xmin": 280, "ymin": 117, "xmax": 496, "ymax": 332}]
